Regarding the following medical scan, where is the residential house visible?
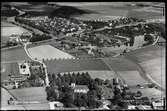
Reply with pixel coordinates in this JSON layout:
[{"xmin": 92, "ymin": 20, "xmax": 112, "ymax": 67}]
[{"xmin": 71, "ymin": 83, "xmax": 89, "ymax": 94}]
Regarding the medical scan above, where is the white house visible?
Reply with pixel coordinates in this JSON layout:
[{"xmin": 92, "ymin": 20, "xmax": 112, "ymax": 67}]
[
  {"xmin": 71, "ymin": 83, "xmax": 89, "ymax": 94},
  {"xmin": 18, "ymin": 62, "xmax": 31, "ymax": 77}
]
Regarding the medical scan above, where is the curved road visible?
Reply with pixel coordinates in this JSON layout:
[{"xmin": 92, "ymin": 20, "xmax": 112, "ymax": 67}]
[{"xmin": 24, "ymin": 43, "xmax": 49, "ymax": 86}]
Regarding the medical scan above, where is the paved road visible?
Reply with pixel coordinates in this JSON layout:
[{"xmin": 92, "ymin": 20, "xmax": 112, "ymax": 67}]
[{"xmin": 92, "ymin": 18, "xmax": 165, "ymax": 33}]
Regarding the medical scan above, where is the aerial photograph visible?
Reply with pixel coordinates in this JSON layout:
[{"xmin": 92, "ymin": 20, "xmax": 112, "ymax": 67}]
[{"xmin": 1, "ymin": 2, "xmax": 166, "ymax": 110}]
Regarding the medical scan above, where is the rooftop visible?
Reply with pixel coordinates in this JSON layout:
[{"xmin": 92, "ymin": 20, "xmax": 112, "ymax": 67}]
[{"xmin": 74, "ymin": 85, "xmax": 89, "ymax": 90}]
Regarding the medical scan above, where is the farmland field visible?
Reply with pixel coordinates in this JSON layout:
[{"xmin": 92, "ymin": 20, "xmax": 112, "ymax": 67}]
[
  {"xmin": 44, "ymin": 58, "xmax": 110, "ymax": 74},
  {"xmin": 1, "ymin": 21, "xmax": 29, "ymax": 37},
  {"xmin": 10, "ymin": 2, "xmax": 163, "ymax": 21},
  {"xmin": 9, "ymin": 87, "xmax": 47, "ymax": 102},
  {"xmin": 117, "ymin": 71, "xmax": 148, "ymax": 86},
  {"xmin": 1, "ymin": 87, "xmax": 49, "ymax": 110},
  {"xmin": 61, "ymin": 2, "xmax": 164, "ymax": 20},
  {"xmin": 125, "ymin": 45, "xmax": 166, "ymax": 89},
  {"xmin": 1, "ymin": 87, "xmax": 15, "ymax": 108},
  {"xmin": 140, "ymin": 57, "xmax": 165, "ymax": 89},
  {"xmin": 102, "ymin": 57, "xmax": 139, "ymax": 71},
  {"xmin": 101, "ymin": 57, "xmax": 151, "ymax": 87},
  {"xmin": 28, "ymin": 45, "xmax": 74, "ymax": 60},
  {"xmin": 1, "ymin": 87, "xmax": 26, "ymax": 110},
  {"xmin": 1, "ymin": 47, "xmax": 31, "ymax": 62},
  {"xmin": 1, "ymin": 62, "xmax": 20, "ymax": 83},
  {"xmin": 124, "ymin": 45, "xmax": 164, "ymax": 63},
  {"xmin": 1, "ymin": 21, "xmax": 30, "ymax": 46}
]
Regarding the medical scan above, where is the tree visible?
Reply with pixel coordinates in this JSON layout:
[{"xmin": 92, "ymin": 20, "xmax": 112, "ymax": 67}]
[
  {"xmin": 61, "ymin": 86, "xmax": 74, "ymax": 107},
  {"xmin": 64, "ymin": 74, "xmax": 71, "ymax": 84},
  {"xmin": 95, "ymin": 86, "xmax": 103, "ymax": 100},
  {"xmin": 87, "ymin": 90, "xmax": 99, "ymax": 108},
  {"xmin": 74, "ymin": 94, "xmax": 87, "ymax": 107},
  {"xmin": 113, "ymin": 86, "xmax": 122, "ymax": 105},
  {"xmin": 56, "ymin": 77, "xmax": 62, "ymax": 89},
  {"xmin": 121, "ymin": 88, "xmax": 127, "ymax": 99},
  {"xmin": 144, "ymin": 34, "xmax": 154, "ymax": 44},
  {"xmin": 136, "ymin": 91, "xmax": 142, "ymax": 97},
  {"xmin": 88, "ymin": 79, "xmax": 96, "ymax": 90},
  {"xmin": 118, "ymin": 102, "xmax": 128, "ymax": 109},
  {"xmin": 76, "ymin": 72, "xmax": 81, "ymax": 84},
  {"xmin": 94, "ymin": 78, "xmax": 103, "ymax": 85},
  {"xmin": 140, "ymin": 97, "xmax": 150, "ymax": 105},
  {"xmin": 104, "ymin": 79, "xmax": 110, "ymax": 85}
]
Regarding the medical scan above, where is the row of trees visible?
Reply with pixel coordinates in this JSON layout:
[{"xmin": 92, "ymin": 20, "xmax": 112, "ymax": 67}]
[{"xmin": 29, "ymin": 33, "xmax": 52, "ymax": 42}]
